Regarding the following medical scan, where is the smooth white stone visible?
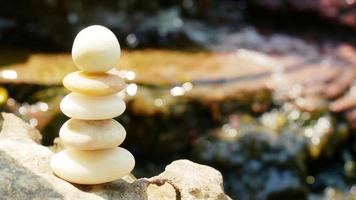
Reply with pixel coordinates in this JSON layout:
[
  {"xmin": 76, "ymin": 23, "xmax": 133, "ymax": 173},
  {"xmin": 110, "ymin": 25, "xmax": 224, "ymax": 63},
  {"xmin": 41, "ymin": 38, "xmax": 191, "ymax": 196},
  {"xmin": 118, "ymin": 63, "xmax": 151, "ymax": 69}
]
[
  {"xmin": 59, "ymin": 119, "xmax": 126, "ymax": 150},
  {"xmin": 63, "ymin": 71, "xmax": 125, "ymax": 96},
  {"xmin": 60, "ymin": 92, "xmax": 125, "ymax": 120},
  {"xmin": 72, "ymin": 25, "xmax": 120, "ymax": 72},
  {"xmin": 51, "ymin": 147, "xmax": 135, "ymax": 184}
]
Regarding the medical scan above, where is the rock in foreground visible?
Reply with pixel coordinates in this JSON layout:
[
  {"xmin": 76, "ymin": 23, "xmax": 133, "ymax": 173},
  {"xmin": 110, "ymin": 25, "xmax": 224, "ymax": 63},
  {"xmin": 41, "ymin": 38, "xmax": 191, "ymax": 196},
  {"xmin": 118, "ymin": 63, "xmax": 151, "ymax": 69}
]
[{"xmin": 0, "ymin": 113, "xmax": 231, "ymax": 200}]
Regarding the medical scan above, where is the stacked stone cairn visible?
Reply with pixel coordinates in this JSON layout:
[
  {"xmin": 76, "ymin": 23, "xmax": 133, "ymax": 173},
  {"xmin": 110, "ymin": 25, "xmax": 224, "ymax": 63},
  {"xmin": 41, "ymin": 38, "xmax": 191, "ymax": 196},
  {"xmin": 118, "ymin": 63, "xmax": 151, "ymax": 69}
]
[{"xmin": 51, "ymin": 25, "xmax": 135, "ymax": 184}]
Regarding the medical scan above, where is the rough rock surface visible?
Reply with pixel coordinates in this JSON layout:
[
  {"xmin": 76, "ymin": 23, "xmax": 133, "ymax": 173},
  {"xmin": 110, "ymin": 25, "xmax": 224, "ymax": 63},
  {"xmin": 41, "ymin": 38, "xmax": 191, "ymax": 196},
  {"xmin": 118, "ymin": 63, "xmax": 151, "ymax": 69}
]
[
  {"xmin": 152, "ymin": 160, "xmax": 230, "ymax": 200},
  {"xmin": 0, "ymin": 112, "xmax": 231, "ymax": 200}
]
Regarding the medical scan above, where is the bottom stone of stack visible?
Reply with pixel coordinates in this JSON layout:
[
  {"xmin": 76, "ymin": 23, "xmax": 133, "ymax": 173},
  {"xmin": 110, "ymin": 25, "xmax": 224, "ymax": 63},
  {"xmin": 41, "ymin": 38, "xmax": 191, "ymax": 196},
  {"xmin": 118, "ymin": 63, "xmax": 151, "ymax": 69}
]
[{"xmin": 50, "ymin": 147, "xmax": 135, "ymax": 184}]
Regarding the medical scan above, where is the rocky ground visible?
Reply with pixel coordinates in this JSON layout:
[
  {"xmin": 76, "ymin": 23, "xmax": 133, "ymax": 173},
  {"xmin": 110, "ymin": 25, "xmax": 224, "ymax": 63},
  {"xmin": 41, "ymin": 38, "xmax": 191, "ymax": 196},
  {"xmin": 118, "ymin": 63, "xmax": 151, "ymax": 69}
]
[{"xmin": 0, "ymin": 113, "xmax": 231, "ymax": 200}]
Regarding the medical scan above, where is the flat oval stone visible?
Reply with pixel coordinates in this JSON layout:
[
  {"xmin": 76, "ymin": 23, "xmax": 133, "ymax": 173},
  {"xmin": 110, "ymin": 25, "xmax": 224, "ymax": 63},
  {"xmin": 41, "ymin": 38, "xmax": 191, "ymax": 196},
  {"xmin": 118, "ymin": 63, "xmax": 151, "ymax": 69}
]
[
  {"xmin": 60, "ymin": 92, "xmax": 125, "ymax": 120},
  {"xmin": 59, "ymin": 119, "xmax": 126, "ymax": 150},
  {"xmin": 63, "ymin": 71, "xmax": 125, "ymax": 96},
  {"xmin": 72, "ymin": 25, "xmax": 120, "ymax": 72},
  {"xmin": 51, "ymin": 147, "xmax": 135, "ymax": 184}
]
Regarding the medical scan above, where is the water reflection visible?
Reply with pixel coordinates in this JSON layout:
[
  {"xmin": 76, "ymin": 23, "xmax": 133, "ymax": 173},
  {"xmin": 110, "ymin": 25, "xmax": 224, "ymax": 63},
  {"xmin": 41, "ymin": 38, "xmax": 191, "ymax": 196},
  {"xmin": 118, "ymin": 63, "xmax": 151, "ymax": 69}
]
[
  {"xmin": 29, "ymin": 118, "xmax": 38, "ymax": 127},
  {"xmin": 170, "ymin": 82, "xmax": 193, "ymax": 97},
  {"xmin": 170, "ymin": 86, "xmax": 185, "ymax": 96},
  {"xmin": 117, "ymin": 70, "xmax": 136, "ymax": 81},
  {"xmin": 182, "ymin": 82, "xmax": 193, "ymax": 91},
  {"xmin": 126, "ymin": 33, "xmax": 139, "ymax": 48},
  {"xmin": 0, "ymin": 70, "xmax": 17, "ymax": 80},
  {"xmin": 154, "ymin": 98, "xmax": 164, "ymax": 107},
  {"xmin": 126, "ymin": 83, "xmax": 138, "ymax": 96}
]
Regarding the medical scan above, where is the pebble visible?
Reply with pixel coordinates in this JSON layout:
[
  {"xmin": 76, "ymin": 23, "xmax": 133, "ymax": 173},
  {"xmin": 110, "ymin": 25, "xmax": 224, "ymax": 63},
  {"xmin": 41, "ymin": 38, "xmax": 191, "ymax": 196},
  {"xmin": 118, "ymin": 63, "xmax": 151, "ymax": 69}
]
[
  {"xmin": 72, "ymin": 25, "xmax": 121, "ymax": 72},
  {"xmin": 51, "ymin": 147, "xmax": 135, "ymax": 184},
  {"xmin": 60, "ymin": 92, "xmax": 125, "ymax": 120},
  {"xmin": 59, "ymin": 119, "xmax": 126, "ymax": 150},
  {"xmin": 51, "ymin": 25, "xmax": 134, "ymax": 185},
  {"xmin": 63, "ymin": 71, "xmax": 125, "ymax": 96}
]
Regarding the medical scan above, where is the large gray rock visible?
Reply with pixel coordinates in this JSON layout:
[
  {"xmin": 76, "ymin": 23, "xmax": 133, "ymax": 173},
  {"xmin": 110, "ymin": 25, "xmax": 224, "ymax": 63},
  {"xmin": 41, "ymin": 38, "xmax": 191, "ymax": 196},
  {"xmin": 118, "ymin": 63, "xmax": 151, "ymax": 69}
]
[{"xmin": 0, "ymin": 112, "xmax": 231, "ymax": 200}]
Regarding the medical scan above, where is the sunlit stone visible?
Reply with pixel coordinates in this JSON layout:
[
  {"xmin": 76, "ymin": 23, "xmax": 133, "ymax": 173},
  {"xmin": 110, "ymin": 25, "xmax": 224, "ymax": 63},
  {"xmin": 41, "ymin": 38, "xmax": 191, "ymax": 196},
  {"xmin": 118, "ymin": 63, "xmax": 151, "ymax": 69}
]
[
  {"xmin": 72, "ymin": 25, "xmax": 120, "ymax": 72},
  {"xmin": 51, "ymin": 147, "xmax": 135, "ymax": 184},
  {"xmin": 52, "ymin": 25, "xmax": 134, "ymax": 185},
  {"xmin": 63, "ymin": 71, "xmax": 125, "ymax": 96},
  {"xmin": 59, "ymin": 119, "xmax": 126, "ymax": 150},
  {"xmin": 60, "ymin": 92, "xmax": 125, "ymax": 120}
]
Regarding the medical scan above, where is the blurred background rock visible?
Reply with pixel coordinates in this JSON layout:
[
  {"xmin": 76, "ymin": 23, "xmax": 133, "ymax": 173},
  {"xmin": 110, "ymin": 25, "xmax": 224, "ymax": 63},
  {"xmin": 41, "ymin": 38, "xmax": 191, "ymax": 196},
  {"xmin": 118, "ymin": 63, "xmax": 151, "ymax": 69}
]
[{"xmin": 1, "ymin": 0, "xmax": 354, "ymax": 50}]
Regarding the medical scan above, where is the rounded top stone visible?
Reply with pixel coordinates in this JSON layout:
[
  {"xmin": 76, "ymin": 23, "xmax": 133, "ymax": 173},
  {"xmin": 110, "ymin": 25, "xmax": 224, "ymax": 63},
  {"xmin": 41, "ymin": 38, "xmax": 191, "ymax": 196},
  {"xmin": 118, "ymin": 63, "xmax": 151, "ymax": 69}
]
[{"xmin": 72, "ymin": 25, "xmax": 121, "ymax": 72}]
